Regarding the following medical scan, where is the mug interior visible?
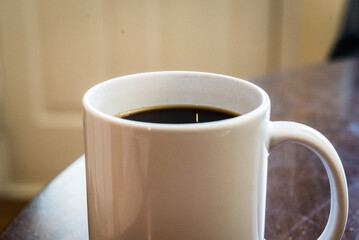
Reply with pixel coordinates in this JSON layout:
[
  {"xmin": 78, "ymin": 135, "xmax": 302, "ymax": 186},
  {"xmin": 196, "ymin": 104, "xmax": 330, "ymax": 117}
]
[{"xmin": 84, "ymin": 71, "xmax": 267, "ymax": 123}]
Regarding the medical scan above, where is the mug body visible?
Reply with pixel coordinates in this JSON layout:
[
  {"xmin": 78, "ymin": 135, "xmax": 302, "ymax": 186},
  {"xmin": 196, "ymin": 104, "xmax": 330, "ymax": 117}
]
[{"xmin": 83, "ymin": 71, "xmax": 270, "ymax": 240}]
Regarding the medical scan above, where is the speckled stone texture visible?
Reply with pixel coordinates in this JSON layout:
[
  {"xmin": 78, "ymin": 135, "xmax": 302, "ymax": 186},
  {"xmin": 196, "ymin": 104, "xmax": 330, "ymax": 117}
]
[{"xmin": 251, "ymin": 59, "xmax": 359, "ymax": 240}]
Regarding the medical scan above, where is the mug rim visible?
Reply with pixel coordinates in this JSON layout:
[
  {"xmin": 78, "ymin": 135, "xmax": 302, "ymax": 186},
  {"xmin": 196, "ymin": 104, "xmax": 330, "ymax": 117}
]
[{"xmin": 82, "ymin": 71, "xmax": 270, "ymax": 131}]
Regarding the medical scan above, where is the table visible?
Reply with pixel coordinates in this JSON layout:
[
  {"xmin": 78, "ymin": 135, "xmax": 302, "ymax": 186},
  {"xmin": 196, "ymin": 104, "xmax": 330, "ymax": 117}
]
[{"xmin": 1, "ymin": 59, "xmax": 359, "ymax": 239}]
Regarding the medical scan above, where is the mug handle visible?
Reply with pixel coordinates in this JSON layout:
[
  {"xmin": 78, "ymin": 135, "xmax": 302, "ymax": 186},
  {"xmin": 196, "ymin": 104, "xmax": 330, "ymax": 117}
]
[{"xmin": 268, "ymin": 121, "xmax": 348, "ymax": 240}]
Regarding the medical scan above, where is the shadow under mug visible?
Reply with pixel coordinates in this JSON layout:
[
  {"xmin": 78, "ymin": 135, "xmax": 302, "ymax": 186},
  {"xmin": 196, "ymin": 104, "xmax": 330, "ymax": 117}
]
[{"xmin": 83, "ymin": 71, "xmax": 348, "ymax": 240}]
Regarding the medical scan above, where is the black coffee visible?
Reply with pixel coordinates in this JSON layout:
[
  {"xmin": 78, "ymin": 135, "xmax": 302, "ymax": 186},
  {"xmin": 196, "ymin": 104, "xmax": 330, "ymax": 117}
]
[{"xmin": 115, "ymin": 105, "xmax": 240, "ymax": 124}]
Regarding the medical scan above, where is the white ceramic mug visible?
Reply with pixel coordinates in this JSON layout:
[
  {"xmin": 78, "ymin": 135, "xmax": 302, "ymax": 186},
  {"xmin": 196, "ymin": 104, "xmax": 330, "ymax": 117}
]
[{"xmin": 83, "ymin": 71, "xmax": 348, "ymax": 240}]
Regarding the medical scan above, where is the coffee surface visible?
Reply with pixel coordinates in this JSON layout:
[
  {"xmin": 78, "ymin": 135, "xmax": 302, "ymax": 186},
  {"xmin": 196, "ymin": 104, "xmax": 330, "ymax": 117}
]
[{"xmin": 115, "ymin": 105, "xmax": 240, "ymax": 124}]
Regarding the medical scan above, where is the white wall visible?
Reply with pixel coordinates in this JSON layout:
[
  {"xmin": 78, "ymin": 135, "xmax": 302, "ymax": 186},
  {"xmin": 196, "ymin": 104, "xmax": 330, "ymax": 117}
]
[
  {"xmin": 0, "ymin": 42, "xmax": 12, "ymax": 191},
  {"xmin": 0, "ymin": 0, "xmax": 346, "ymax": 199}
]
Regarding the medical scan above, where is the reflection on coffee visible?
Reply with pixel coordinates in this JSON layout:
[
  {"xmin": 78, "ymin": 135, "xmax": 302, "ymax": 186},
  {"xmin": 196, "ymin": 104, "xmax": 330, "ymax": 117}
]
[{"xmin": 115, "ymin": 105, "xmax": 240, "ymax": 124}]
